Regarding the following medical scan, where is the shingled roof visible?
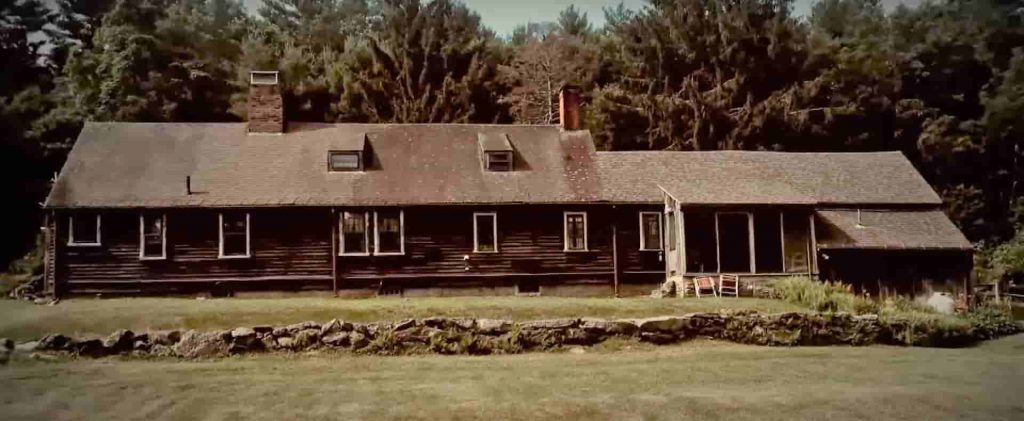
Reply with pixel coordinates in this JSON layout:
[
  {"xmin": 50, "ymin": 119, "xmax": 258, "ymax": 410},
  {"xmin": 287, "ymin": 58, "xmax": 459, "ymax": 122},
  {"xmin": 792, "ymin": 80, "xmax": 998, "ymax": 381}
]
[
  {"xmin": 46, "ymin": 122, "xmax": 944, "ymax": 209},
  {"xmin": 815, "ymin": 209, "xmax": 971, "ymax": 250},
  {"xmin": 44, "ymin": 122, "xmax": 602, "ymax": 208},
  {"xmin": 596, "ymin": 151, "xmax": 942, "ymax": 206}
]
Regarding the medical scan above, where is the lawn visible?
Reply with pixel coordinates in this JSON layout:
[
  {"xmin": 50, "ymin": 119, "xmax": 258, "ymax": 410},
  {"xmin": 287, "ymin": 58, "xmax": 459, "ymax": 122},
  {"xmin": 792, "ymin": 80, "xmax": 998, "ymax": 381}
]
[
  {"xmin": 1, "ymin": 334, "xmax": 1021, "ymax": 420},
  {"xmin": 0, "ymin": 296, "xmax": 804, "ymax": 340}
]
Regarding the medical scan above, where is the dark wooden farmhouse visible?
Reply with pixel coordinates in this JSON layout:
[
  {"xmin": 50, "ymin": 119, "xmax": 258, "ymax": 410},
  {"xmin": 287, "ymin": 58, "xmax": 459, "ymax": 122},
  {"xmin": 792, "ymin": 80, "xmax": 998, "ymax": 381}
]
[{"xmin": 41, "ymin": 71, "xmax": 973, "ymax": 298}]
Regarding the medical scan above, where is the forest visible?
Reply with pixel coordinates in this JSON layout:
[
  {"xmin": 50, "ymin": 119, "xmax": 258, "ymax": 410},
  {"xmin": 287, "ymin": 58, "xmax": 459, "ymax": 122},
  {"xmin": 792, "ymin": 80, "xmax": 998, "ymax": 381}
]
[{"xmin": 1, "ymin": 0, "xmax": 1022, "ymax": 281}]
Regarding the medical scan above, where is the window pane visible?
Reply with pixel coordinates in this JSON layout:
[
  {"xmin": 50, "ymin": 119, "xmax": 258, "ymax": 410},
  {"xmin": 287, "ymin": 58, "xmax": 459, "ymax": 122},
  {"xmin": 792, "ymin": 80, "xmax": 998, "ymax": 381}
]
[
  {"xmin": 718, "ymin": 213, "xmax": 752, "ymax": 273},
  {"xmin": 486, "ymin": 152, "xmax": 511, "ymax": 171},
  {"xmin": 330, "ymin": 152, "xmax": 361, "ymax": 171},
  {"xmin": 221, "ymin": 213, "xmax": 248, "ymax": 256},
  {"xmin": 667, "ymin": 212, "xmax": 677, "ymax": 251},
  {"xmin": 141, "ymin": 214, "xmax": 164, "ymax": 257},
  {"xmin": 475, "ymin": 214, "xmax": 496, "ymax": 252},
  {"xmin": 223, "ymin": 233, "xmax": 247, "ymax": 256},
  {"xmin": 71, "ymin": 214, "xmax": 98, "ymax": 244},
  {"xmin": 754, "ymin": 212, "xmax": 783, "ymax": 273},
  {"xmin": 342, "ymin": 212, "xmax": 367, "ymax": 254},
  {"xmin": 566, "ymin": 214, "xmax": 586, "ymax": 250},
  {"xmin": 642, "ymin": 213, "xmax": 662, "ymax": 250},
  {"xmin": 377, "ymin": 211, "xmax": 402, "ymax": 253}
]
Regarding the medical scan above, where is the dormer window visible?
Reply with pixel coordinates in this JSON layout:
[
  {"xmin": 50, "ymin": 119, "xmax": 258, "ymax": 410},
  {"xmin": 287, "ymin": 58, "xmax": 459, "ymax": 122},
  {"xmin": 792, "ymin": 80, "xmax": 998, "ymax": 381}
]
[
  {"xmin": 478, "ymin": 132, "xmax": 514, "ymax": 172},
  {"xmin": 486, "ymin": 151, "xmax": 512, "ymax": 172},
  {"xmin": 329, "ymin": 151, "xmax": 362, "ymax": 172}
]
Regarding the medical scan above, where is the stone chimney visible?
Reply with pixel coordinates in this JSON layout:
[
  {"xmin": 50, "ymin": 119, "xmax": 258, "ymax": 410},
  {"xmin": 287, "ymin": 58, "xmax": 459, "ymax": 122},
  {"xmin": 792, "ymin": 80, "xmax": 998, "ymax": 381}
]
[
  {"xmin": 559, "ymin": 85, "xmax": 581, "ymax": 130},
  {"xmin": 247, "ymin": 71, "xmax": 284, "ymax": 134}
]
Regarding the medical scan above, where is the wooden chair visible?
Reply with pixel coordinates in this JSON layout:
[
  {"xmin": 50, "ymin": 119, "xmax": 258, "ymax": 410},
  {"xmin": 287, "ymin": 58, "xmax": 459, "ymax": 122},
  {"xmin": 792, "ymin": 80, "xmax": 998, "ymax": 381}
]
[
  {"xmin": 693, "ymin": 276, "xmax": 718, "ymax": 298},
  {"xmin": 719, "ymin": 274, "xmax": 740, "ymax": 297}
]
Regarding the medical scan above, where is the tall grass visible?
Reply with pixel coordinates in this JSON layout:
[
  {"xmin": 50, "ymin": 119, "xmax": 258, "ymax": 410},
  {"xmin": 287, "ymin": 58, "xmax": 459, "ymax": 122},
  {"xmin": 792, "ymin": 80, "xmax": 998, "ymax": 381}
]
[
  {"xmin": 768, "ymin": 277, "xmax": 1021, "ymax": 346},
  {"xmin": 768, "ymin": 277, "xmax": 878, "ymax": 314}
]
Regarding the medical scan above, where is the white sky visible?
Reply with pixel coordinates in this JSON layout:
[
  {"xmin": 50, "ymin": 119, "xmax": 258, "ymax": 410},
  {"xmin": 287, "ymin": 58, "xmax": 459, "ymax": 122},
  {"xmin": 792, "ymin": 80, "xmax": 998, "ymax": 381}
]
[{"xmin": 240, "ymin": 0, "xmax": 924, "ymax": 36}]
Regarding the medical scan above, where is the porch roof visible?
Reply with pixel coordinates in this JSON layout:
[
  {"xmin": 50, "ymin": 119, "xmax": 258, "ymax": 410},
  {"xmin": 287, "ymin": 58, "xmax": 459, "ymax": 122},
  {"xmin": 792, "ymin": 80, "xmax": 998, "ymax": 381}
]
[
  {"xmin": 597, "ymin": 151, "xmax": 942, "ymax": 206},
  {"xmin": 815, "ymin": 209, "xmax": 972, "ymax": 251}
]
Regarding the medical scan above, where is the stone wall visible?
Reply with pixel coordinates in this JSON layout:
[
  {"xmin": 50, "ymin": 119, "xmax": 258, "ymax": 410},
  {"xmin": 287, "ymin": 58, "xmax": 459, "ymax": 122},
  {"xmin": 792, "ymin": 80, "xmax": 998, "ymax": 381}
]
[{"xmin": 10, "ymin": 311, "xmax": 1018, "ymax": 360}]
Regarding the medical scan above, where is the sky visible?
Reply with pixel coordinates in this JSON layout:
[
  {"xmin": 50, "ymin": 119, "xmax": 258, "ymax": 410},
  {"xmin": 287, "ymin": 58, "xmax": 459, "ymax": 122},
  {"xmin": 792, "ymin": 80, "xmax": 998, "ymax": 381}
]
[{"xmin": 241, "ymin": 0, "xmax": 924, "ymax": 36}]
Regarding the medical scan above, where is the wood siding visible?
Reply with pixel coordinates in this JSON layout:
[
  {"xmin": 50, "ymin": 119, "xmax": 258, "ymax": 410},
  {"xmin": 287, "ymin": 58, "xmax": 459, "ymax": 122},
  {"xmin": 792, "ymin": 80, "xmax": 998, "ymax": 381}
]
[
  {"xmin": 53, "ymin": 205, "xmax": 670, "ymax": 295},
  {"xmin": 336, "ymin": 206, "xmax": 618, "ymax": 282},
  {"xmin": 56, "ymin": 208, "xmax": 332, "ymax": 294}
]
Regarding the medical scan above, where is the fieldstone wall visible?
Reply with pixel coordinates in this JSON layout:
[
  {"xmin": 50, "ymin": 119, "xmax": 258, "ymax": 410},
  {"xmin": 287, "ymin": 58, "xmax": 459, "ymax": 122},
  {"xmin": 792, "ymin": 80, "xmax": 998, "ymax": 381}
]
[{"xmin": 8, "ymin": 310, "xmax": 1016, "ymax": 361}]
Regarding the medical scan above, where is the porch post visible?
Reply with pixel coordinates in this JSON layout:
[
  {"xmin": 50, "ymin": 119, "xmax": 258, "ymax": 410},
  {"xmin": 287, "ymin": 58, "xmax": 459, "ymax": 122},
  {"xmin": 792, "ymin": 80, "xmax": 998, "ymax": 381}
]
[
  {"xmin": 679, "ymin": 202, "xmax": 686, "ymax": 274},
  {"xmin": 331, "ymin": 208, "xmax": 338, "ymax": 296},
  {"xmin": 809, "ymin": 213, "xmax": 818, "ymax": 276},
  {"xmin": 748, "ymin": 212, "xmax": 756, "ymax": 273},
  {"xmin": 612, "ymin": 210, "xmax": 620, "ymax": 298}
]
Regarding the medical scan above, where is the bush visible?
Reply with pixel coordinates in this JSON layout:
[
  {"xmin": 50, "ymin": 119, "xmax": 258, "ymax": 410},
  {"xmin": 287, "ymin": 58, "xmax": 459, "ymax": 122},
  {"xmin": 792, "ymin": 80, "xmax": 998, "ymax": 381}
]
[{"xmin": 768, "ymin": 277, "xmax": 875, "ymax": 314}]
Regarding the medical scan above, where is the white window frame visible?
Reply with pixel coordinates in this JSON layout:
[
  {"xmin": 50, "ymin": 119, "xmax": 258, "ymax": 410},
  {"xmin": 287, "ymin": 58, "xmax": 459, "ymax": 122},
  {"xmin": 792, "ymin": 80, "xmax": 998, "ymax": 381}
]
[
  {"xmin": 373, "ymin": 210, "xmax": 405, "ymax": 256},
  {"xmin": 639, "ymin": 211, "xmax": 663, "ymax": 251},
  {"xmin": 138, "ymin": 213, "xmax": 167, "ymax": 260},
  {"xmin": 563, "ymin": 211, "xmax": 588, "ymax": 252},
  {"xmin": 473, "ymin": 212, "xmax": 498, "ymax": 253},
  {"xmin": 218, "ymin": 212, "xmax": 251, "ymax": 259},
  {"xmin": 339, "ymin": 211, "xmax": 371, "ymax": 256},
  {"xmin": 68, "ymin": 214, "xmax": 102, "ymax": 247}
]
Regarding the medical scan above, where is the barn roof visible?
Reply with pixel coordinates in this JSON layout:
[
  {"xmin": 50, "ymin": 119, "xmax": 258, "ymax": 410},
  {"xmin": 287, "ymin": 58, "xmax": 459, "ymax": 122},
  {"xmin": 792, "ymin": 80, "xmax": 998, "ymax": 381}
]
[
  {"xmin": 815, "ymin": 209, "xmax": 972, "ymax": 250},
  {"xmin": 44, "ymin": 122, "xmax": 602, "ymax": 208},
  {"xmin": 596, "ymin": 151, "xmax": 942, "ymax": 206}
]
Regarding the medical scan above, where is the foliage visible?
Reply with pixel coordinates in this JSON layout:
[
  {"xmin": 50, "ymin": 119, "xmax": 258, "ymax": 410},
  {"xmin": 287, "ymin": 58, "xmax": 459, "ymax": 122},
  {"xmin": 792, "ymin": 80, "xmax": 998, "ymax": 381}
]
[
  {"xmin": 769, "ymin": 277, "xmax": 1021, "ymax": 347},
  {"xmin": 768, "ymin": 276, "xmax": 877, "ymax": 313}
]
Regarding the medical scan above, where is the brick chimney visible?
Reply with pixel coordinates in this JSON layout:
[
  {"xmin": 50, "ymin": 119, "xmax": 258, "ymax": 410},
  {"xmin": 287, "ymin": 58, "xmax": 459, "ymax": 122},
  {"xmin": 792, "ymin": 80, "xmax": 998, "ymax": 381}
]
[
  {"xmin": 559, "ymin": 85, "xmax": 581, "ymax": 130},
  {"xmin": 247, "ymin": 71, "xmax": 284, "ymax": 134}
]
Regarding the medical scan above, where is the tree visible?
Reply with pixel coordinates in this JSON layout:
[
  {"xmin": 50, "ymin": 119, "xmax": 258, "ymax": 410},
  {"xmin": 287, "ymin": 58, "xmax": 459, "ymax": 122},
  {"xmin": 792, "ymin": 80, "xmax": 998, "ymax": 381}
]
[
  {"xmin": 333, "ymin": 0, "xmax": 507, "ymax": 123},
  {"xmin": 588, "ymin": 0, "xmax": 818, "ymax": 150},
  {"xmin": 0, "ymin": 0, "xmax": 57, "ymax": 267},
  {"xmin": 499, "ymin": 6, "xmax": 600, "ymax": 125}
]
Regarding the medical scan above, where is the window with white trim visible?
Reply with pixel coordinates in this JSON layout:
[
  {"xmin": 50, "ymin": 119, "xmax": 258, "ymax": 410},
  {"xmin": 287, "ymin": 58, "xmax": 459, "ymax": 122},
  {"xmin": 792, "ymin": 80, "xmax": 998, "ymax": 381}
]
[
  {"xmin": 340, "ymin": 211, "xmax": 370, "ymax": 255},
  {"xmin": 374, "ymin": 210, "xmax": 404, "ymax": 255},
  {"xmin": 139, "ymin": 213, "xmax": 166, "ymax": 259},
  {"xmin": 563, "ymin": 211, "xmax": 587, "ymax": 251},
  {"xmin": 68, "ymin": 214, "xmax": 101, "ymax": 246},
  {"xmin": 473, "ymin": 212, "xmax": 497, "ymax": 253},
  {"xmin": 219, "ymin": 212, "xmax": 250, "ymax": 258},
  {"xmin": 639, "ymin": 212, "xmax": 662, "ymax": 251}
]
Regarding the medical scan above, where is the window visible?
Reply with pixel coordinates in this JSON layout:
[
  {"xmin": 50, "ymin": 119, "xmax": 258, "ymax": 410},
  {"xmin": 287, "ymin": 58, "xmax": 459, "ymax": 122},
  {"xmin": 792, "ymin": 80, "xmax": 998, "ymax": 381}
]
[
  {"xmin": 68, "ymin": 214, "xmax": 101, "ymax": 246},
  {"xmin": 753, "ymin": 211, "xmax": 783, "ymax": 273},
  {"xmin": 139, "ymin": 213, "xmax": 166, "ymax": 259},
  {"xmin": 473, "ymin": 212, "xmax": 497, "ymax": 253},
  {"xmin": 374, "ymin": 210, "xmax": 404, "ymax": 255},
  {"xmin": 563, "ymin": 212, "xmax": 587, "ymax": 251},
  {"xmin": 666, "ymin": 211, "xmax": 677, "ymax": 251},
  {"xmin": 684, "ymin": 211, "xmax": 717, "ymax": 272},
  {"xmin": 219, "ymin": 212, "xmax": 250, "ymax": 258},
  {"xmin": 717, "ymin": 212, "xmax": 753, "ymax": 273},
  {"xmin": 639, "ymin": 212, "xmax": 662, "ymax": 251},
  {"xmin": 329, "ymin": 151, "xmax": 362, "ymax": 171},
  {"xmin": 485, "ymin": 151, "xmax": 512, "ymax": 171},
  {"xmin": 340, "ymin": 211, "xmax": 369, "ymax": 255}
]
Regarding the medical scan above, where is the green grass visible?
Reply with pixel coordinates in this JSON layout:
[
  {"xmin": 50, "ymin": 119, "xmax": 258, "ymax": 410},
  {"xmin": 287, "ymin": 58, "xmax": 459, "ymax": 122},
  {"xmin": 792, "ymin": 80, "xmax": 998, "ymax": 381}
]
[
  {"xmin": 2, "ymin": 334, "xmax": 1022, "ymax": 420},
  {"xmin": 0, "ymin": 296, "xmax": 805, "ymax": 340}
]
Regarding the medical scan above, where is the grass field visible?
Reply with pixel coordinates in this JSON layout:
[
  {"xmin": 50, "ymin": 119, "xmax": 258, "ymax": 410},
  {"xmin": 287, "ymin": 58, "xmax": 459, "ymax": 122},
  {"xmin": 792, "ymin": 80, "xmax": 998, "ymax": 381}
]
[
  {"xmin": 0, "ymin": 296, "xmax": 804, "ymax": 340},
  {"xmin": 1, "ymin": 334, "xmax": 1021, "ymax": 420}
]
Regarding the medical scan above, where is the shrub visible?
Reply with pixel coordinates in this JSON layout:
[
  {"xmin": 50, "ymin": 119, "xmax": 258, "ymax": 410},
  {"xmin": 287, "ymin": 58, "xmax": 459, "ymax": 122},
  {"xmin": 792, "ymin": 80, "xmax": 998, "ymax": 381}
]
[{"xmin": 768, "ymin": 277, "xmax": 875, "ymax": 314}]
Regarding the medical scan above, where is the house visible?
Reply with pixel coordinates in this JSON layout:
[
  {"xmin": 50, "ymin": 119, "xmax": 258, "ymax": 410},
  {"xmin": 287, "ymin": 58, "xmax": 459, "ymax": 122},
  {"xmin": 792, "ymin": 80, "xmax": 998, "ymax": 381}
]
[{"xmin": 40, "ymin": 71, "xmax": 973, "ymax": 298}]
